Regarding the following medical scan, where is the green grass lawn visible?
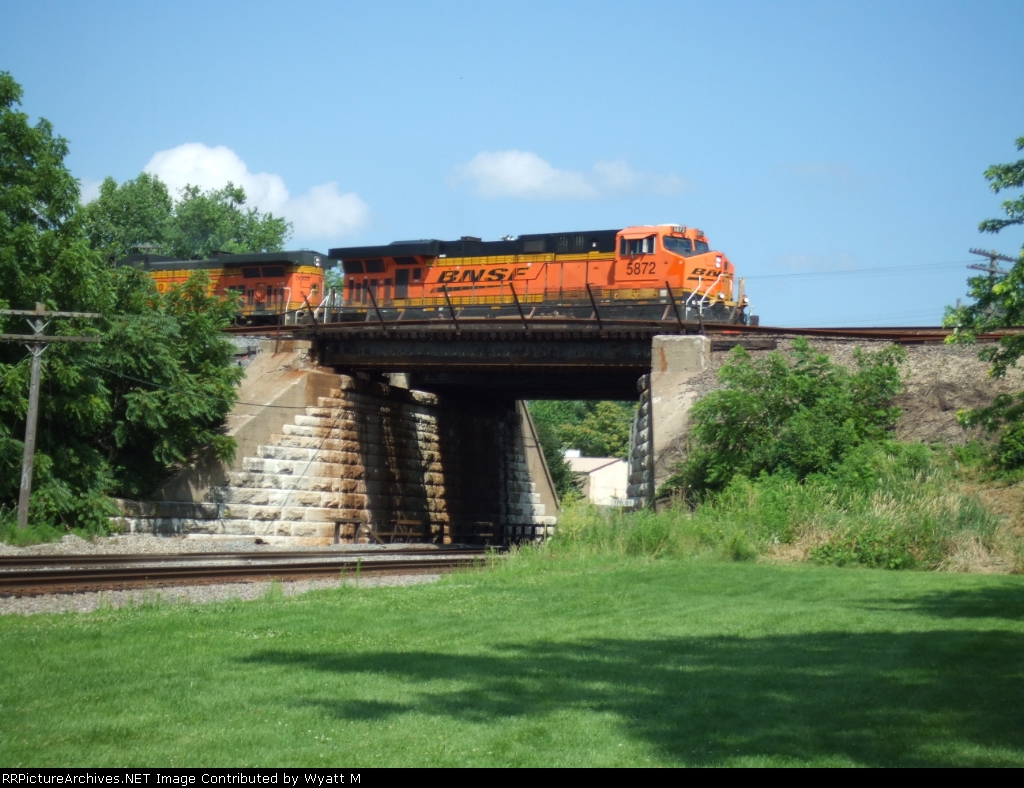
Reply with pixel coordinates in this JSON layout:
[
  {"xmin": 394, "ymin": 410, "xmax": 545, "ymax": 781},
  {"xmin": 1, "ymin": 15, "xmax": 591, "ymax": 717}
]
[{"xmin": 2, "ymin": 555, "xmax": 1024, "ymax": 767}]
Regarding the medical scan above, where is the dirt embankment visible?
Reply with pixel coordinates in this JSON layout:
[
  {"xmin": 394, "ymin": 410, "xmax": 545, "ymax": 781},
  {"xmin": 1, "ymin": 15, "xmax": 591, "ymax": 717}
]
[{"xmin": 679, "ymin": 338, "xmax": 1024, "ymax": 446}]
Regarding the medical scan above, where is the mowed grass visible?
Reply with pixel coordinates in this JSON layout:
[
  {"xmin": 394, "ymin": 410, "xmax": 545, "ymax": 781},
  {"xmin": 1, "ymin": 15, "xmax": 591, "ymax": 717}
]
[{"xmin": 2, "ymin": 555, "xmax": 1024, "ymax": 767}]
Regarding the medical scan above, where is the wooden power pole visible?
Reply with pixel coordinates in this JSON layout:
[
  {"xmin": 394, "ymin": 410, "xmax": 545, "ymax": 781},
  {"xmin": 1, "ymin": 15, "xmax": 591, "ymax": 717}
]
[{"xmin": 0, "ymin": 304, "xmax": 101, "ymax": 529}]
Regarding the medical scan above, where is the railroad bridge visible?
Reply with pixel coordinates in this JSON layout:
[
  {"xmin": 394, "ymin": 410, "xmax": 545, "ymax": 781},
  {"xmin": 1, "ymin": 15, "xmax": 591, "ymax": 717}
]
[
  {"xmin": 288, "ymin": 315, "xmax": 954, "ymax": 399},
  {"xmin": 127, "ymin": 316, "xmax": 974, "ymax": 546},
  {"xmin": 310, "ymin": 320, "xmax": 770, "ymax": 399}
]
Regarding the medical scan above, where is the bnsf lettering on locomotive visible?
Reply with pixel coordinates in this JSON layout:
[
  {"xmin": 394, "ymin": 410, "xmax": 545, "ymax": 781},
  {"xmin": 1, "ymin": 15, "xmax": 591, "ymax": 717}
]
[{"xmin": 438, "ymin": 267, "xmax": 515, "ymax": 284}]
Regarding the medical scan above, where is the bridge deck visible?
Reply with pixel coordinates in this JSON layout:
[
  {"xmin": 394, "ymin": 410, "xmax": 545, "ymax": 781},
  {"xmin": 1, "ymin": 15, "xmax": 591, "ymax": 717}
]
[{"xmin": 225, "ymin": 318, "xmax": 1001, "ymax": 399}]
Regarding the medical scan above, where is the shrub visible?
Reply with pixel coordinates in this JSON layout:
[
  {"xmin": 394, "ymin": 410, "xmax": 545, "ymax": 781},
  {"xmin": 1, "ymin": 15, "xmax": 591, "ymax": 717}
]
[{"xmin": 663, "ymin": 338, "xmax": 905, "ymax": 500}]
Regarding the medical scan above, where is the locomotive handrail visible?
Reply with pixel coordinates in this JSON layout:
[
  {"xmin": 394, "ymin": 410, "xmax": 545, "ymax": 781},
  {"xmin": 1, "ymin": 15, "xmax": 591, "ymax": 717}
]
[
  {"xmin": 665, "ymin": 282, "xmax": 685, "ymax": 331},
  {"xmin": 508, "ymin": 283, "xmax": 530, "ymax": 331},
  {"xmin": 365, "ymin": 287, "xmax": 389, "ymax": 335},
  {"xmin": 699, "ymin": 272, "xmax": 724, "ymax": 313},
  {"xmin": 441, "ymin": 286, "xmax": 460, "ymax": 332},
  {"xmin": 684, "ymin": 276, "xmax": 702, "ymax": 319}
]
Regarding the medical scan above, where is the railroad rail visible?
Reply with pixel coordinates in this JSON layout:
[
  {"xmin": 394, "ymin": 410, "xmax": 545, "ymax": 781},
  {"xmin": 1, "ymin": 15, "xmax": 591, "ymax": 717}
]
[
  {"xmin": 226, "ymin": 316, "xmax": 1024, "ymax": 399},
  {"xmin": 225, "ymin": 317, "xmax": 1022, "ymax": 345},
  {"xmin": 0, "ymin": 548, "xmax": 490, "ymax": 596}
]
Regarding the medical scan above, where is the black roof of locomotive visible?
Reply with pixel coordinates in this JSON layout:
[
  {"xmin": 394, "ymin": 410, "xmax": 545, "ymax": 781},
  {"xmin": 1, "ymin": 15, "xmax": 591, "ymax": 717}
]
[
  {"xmin": 328, "ymin": 230, "xmax": 621, "ymax": 264},
  {"xmin": 115, "ymin": 249, "xmax": 334, "ymax": 272}
]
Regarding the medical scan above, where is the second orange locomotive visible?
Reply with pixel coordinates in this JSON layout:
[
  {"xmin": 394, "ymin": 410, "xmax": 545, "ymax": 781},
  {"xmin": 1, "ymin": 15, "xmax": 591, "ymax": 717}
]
[{"xmin": 329, "ymin": 224, "xmax": 750, "ymax": 323}]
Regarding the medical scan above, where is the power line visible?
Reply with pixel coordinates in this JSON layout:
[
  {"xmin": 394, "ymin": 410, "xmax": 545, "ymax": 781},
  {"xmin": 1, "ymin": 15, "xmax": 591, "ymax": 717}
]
[{"xmin": 744, "ymin": 259, "xmax": 973, "ymax": 281}]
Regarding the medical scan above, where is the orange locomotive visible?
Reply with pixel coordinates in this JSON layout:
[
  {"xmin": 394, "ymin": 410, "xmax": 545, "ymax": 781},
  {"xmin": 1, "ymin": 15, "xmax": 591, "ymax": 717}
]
[
  {"xmin": 328, "ymin": 225, "xmax": 750, "ymax": 324},
  {"xmin": 116, "ymin": 250, "xmax": 330, "ymax": 324}
]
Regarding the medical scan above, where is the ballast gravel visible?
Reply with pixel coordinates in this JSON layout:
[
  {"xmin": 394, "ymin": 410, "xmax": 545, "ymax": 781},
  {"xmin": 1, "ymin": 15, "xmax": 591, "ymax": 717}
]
[
  {"xmin": 0, "ymin": 533, "xmax": 444, "ymax": 616},
  {"xmin": 0, "ymin": 573, "xmax": 441, "ymax": 616},
  {"xmin": 0, "ymin": 533, "xmax": 428, "ymax": 557}
]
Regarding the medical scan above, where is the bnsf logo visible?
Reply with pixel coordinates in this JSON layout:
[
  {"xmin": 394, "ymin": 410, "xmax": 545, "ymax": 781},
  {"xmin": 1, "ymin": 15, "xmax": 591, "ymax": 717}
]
[
  {"xmin": 688, "ymin": 267, "xmax": 723, "ymax": 278},
  {"xmin": 435, "ymin": 266, "xmax": 528, "ymax": 284}
]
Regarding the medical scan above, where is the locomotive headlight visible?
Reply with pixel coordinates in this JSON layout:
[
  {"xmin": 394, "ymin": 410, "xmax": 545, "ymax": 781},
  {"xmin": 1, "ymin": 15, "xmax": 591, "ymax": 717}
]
[{"xmin": 715, "ymin": 256, "xmax": 722, "ymax": 268}]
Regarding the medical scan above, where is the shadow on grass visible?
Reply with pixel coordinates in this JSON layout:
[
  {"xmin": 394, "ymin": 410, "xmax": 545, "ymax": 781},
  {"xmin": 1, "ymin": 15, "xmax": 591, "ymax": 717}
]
[
  {"xmin": 244, "ymin": 628, "xmax": 1024, "ymax": 766},
  {"xmin": 879, "ymin": 585, "xmax": 1024, "ymax": 622}
]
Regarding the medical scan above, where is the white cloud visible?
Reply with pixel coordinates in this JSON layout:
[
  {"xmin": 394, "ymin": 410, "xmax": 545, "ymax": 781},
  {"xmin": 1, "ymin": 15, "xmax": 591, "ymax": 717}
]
[
  {"xmin": 453, "ymin": 150, "xmax": 687, "ymax": 200},
  {"xmin": 143, "ymin": 143, "xmax": 368, "ymax": 239},
  {"xmin": 79, "ymin": 178, "xmax": 102, "ymax": 203},
  {"xmin": 286, "ymin": 182, "xmax": 369, "ymax": 238}
]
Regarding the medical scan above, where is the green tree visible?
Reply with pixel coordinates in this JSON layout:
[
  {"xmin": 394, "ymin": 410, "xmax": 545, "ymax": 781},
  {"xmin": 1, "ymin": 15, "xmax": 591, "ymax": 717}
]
[
  {"xmin": 528, "ymin": 400, "xmax": 635, "ymax": 498},
  {"xmin": 79, "ymin": 173, "xmax": 173, "ymax": 261},
  {"xmin": 324, "ymin": 265, "xmax": 344, "ymax": 293},
  {"xmin": 96, "ymin": 268, "xmax": 243, "ymax": 498},
  {"xmin": 530, "ymin": 411, "xmax": 576, "ymax": 499},
  {"xmin": 559, "ymin": 401, "xmax": 634, "ymax": 459},
  {"xmin": 0, "ymin": 72, "xmax": 243, "ymax": 535},
  {"xmin": 944, "ymin": 136, "xmax": 1024, "ymax": 468},
  {"xmin": 669, "ymin": 339, "xmax": 905, "ymax": 499},
  {"xmin": 168, "ymin": 183, "xmax": 291, "ymax": 260},
  {"xmin": 529, "ymin": 400, "xmax": 634, "ymax": 460},
  {"xmin": 80, "ymin": 176, "xmax": 292, "ymax": 261}
]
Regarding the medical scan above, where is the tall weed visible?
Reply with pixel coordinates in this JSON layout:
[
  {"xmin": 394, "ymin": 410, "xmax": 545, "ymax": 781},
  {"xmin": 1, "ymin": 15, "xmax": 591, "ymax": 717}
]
[{"xmin": 547, "ymin": 442, "xmax": 1006, "ymax": 571}]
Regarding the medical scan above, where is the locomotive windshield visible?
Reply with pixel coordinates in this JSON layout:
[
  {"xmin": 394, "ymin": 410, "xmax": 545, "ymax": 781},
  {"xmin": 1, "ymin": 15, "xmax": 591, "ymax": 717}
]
[
  {"xmin": 695, "ymin": 239, "xmax": 709, "ymax": 252},
  {"xmin": 663, "ymin": 236, "xmax": 693, "ymax": 254}
]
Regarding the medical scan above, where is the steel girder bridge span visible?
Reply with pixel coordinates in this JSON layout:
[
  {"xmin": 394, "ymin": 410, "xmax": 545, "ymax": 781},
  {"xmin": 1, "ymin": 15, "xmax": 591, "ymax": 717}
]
[{"xmin": 292, "ymin": 318, "xmax": 772, "ymax": 400}]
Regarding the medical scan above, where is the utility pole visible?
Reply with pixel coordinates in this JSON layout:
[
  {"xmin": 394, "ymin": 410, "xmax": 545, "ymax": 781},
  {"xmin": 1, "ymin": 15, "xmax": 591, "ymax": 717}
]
[
  {"xmin": 968, "ymin": 248, "xmax": 1015, "ymax": 279},
  {"xmin": 967, "ymin": 249, "xmax": 1015, "ymax": 320},
  {"xmin": 0, "ymin": 304, "xmax": 101, "ymax": 529}
]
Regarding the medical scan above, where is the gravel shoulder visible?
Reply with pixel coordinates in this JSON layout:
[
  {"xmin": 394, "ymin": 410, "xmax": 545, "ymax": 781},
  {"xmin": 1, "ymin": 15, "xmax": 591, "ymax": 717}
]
[
  {"xmin": 0, "ymin": 533, "xmax": 444, "ymax": 616},
  {"xmin": 0, "ymin": 532, "xmax": 437, "ymax": 557},
  {"xmin": 0, "ymin": 572, "xmax": 441, "ymax": 616}
]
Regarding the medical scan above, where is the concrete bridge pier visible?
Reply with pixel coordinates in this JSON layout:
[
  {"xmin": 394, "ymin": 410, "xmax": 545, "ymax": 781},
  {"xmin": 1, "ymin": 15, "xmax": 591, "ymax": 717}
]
[{"xmin": 627, "ymin": 335, "xmax": 711, "ymax": 506}]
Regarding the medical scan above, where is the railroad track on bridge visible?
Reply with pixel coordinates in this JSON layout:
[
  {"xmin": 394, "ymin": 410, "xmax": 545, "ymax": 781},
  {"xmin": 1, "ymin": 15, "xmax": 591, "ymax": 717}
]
[
  {"xmin": 226, "ymin": 317, "xmax": 1024, "ymax": 399},
  {"xmin": 0, "ymin": 548, "xmax": 490, "ymax": 596},
  {"xmin": 226, "ymin": 317, "xmax": 1022, "ymax": 345}
]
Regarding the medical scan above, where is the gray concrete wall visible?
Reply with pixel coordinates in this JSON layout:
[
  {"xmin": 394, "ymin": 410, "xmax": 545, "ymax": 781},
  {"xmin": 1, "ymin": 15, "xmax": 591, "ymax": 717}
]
[
  {"xmin": 650, "ymin": 335, "xmax": 712, "ymax": 489},
  {"xmin": 517, "ymin": 400, "xmax": 560, "ymax": 516},
  {"xmin": 157, "ymin": 339, "xmax": 336, "ymax": 503}
]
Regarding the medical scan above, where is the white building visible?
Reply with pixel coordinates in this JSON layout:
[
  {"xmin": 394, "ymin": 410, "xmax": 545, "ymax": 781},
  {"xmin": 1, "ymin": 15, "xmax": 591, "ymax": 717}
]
[{"xmin": 566, "ymin": 454, "xmax": 630, "ymax": 506}]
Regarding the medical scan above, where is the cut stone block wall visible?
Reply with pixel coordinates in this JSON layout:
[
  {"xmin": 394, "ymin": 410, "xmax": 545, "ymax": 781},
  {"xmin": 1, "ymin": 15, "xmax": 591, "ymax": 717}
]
[{"xmin": 118, "ymin": 372, "xmax": 555, "ymax": 545}]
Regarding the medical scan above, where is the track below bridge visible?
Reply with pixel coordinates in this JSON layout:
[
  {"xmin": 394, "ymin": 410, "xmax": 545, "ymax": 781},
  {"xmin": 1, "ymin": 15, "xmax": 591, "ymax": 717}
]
[{"xmin": 0, "ymin": 548, "xmax": 490, "ymax": 597}]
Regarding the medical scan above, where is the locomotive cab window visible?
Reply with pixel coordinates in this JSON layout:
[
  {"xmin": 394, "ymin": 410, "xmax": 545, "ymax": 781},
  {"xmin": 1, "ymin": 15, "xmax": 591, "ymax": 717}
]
[
  {"xmin": 695, "ymin": 240, "xmax": 710, "ymax": 252},
  {"xmin": 663, "ymin": 236, "xmax": 693, "ymax": 255},
  {"xmin": 242, "ymin": 267, "xmax": 261, "ymax": 279},
  {"xmin": 621, "ymin": 236, "xmax": 656, "ymax": 255}
]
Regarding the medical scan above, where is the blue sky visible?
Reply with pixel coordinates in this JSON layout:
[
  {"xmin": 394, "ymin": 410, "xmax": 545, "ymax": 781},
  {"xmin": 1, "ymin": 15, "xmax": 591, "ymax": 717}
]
[{"xmin": 3, "ymin": 0, "xmax": 1023, "ymax": 326}]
